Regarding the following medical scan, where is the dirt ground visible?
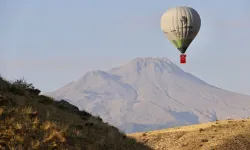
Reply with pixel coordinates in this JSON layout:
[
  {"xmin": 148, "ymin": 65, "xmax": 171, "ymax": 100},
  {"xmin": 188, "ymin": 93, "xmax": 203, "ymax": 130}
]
[{"xmin": 127, "ymin": 119, "xmax": 250, "ymax": 150}]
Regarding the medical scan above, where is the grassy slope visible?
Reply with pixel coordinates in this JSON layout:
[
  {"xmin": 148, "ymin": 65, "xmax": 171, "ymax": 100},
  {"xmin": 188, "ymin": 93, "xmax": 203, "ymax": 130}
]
[
  {"xmin": 128, "ymin": 119, "xmax": 250, "ymax": 150},
  {"xmin": 0, "ymin": 76, "xmax": 151, "ymax": 150}
]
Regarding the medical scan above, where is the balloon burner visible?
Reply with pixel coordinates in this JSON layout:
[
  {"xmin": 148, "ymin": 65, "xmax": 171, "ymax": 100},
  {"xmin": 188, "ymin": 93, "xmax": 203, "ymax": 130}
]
[{"xmin": 180, "ymin": 54, "xmax": 186, "ymax": 64}]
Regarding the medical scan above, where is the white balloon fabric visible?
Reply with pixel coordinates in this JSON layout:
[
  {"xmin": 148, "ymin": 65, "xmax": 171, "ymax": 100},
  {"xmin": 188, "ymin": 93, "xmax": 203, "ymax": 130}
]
[{"xmin": 161, "ymin": 6, "xmax": 201, "ymax": 53}]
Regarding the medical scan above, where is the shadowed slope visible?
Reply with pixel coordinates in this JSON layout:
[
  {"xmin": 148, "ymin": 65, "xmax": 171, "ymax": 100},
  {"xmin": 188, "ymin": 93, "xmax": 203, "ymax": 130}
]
[{"xmin": 0, "ymin": 76, "xmax": 151, "ymax": 150}]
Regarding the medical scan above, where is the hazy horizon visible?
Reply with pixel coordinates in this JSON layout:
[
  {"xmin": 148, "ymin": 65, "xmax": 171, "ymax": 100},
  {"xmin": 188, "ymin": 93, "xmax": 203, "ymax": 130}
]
[{"xmin": 1, "ymin": 0, "xmax": 250, "ymax": 95}]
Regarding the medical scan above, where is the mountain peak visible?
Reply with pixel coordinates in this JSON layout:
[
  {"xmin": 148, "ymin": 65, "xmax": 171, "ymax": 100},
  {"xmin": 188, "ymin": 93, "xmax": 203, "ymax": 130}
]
[
  {"xmin": 85, "ymin": 70, "xmax": 106, "ymax": 77},
  {"xmin": 132, "ymin": 57, "xmax": 173, "ymax": 64},
  {"xmin": 80, "ymin": 70, "xmax": 120, "ymax": 83},
  {"xmin": 109, "ymin": 57, "xmax": 184, "ymax": 76}
]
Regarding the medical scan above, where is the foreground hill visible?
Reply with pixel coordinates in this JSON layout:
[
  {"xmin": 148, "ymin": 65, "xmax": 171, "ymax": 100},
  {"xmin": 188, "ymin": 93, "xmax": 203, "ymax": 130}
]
[
  {"xmin": 48, "ymin": 57, "xmax": 250, "ymax": 133},
  {"xmin": 0, "ymin": 76, "xmax": 150, "ymax": 150},
  {"xmin": 128, "ymin": 119, "xmax": 250, "ymax": 150}
]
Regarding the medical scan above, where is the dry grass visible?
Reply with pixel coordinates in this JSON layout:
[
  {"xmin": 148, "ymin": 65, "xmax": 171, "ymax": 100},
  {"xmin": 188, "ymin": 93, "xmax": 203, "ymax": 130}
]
[
  {"xmin": 0, "ymin": 107, "xmax": 66, "ymax": 149},
  {"xmin": 128, "ymin": 119, "xmax": 250, "ymax": 150}
]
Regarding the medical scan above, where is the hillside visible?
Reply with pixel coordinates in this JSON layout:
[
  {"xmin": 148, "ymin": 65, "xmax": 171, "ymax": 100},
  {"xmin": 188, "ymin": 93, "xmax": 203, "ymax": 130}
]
[
  {"xmin": 47, "ymin": 57, "xmax": 250, "ymax": 133},
  {"xmin": 128, "ymin": 119, "xmax": 250, "ymax": 150},
  {"xmin": 0, "ymin": 76, "xmax": 151, "ymax": 150}
]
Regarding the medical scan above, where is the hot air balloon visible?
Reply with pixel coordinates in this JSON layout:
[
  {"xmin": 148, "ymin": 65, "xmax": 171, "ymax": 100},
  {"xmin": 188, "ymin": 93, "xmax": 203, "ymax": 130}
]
[{"xmin": 161, "ymin": 6, "xmax": 201, "ymax": 64}]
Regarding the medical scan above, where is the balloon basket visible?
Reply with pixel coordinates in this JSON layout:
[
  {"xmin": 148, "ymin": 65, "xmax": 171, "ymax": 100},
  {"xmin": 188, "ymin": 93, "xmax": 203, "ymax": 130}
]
[{"xmin": 180, "ymin": 54, "xmax": 186, "ymax": 64}]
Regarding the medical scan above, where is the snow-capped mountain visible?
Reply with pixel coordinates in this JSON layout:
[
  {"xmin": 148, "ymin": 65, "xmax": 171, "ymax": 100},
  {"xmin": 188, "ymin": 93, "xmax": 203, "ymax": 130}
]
[{"xmin": 47, "ymin": 57, "xmax": 250, "ymax": 133}]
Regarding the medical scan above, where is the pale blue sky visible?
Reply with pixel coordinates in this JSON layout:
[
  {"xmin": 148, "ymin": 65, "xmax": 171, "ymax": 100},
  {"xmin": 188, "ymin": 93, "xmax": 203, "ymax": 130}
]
[{"xmin": 1, "ymin": 0, "xmax": 250, "ymax": 94}]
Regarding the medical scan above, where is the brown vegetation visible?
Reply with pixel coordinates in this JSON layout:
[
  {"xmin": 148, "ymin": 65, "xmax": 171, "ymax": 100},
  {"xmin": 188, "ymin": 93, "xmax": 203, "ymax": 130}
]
[{"xmin": 128, "ymin": 119, "xmax": 250, "ymax": 150}]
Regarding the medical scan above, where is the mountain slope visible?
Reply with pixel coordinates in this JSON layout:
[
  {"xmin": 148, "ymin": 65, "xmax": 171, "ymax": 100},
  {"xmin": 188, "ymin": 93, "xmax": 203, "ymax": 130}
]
[
  {"xmin": 0, "ymin": 76, "xmax": 151, "ymax": 149},
  {"xmin": 128, "ymin": 119, "xmax": 250, "ymax": 150},
  {"xmin": 48, "ymin": 57, "xmax": 250, "ymax": 133}
]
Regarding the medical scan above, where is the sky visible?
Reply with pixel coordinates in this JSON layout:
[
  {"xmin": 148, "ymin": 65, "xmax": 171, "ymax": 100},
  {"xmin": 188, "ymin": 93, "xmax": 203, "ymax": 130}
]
[{"xmin": 1, "ymin": 0, "xmax": 250, "ymax": 95}]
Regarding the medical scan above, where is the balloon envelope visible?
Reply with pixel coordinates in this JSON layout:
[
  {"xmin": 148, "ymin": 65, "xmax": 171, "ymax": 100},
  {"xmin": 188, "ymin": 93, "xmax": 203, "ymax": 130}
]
[{"xmin": 161, "ymin": 6, "xmax": 201, "ymax": 53}]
